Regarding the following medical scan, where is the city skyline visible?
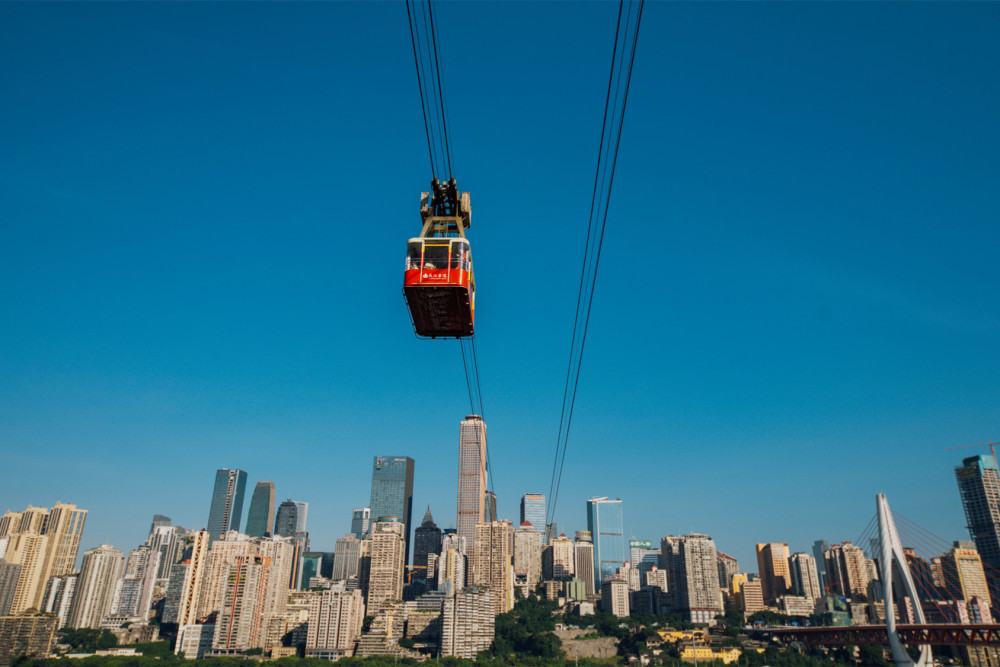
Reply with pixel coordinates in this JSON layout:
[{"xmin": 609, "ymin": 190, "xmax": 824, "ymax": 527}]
[{"xmin": 1, "ymin": 0, "xmax": 996, "ymax": 579}]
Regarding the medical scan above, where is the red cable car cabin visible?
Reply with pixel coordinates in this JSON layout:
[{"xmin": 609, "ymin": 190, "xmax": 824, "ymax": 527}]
[{"xmin": 404, "ymin": 237, "xmax": 475, "ymax": 338}]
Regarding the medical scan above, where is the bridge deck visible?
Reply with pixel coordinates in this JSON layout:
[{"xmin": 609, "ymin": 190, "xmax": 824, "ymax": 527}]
[{"xmin": 769, "ymin": 624, "xmax": 1000, "ymax": 646}]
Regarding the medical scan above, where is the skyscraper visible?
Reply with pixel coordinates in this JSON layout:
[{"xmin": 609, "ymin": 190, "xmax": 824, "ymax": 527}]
[
  {"xmin": 473, "ymin": 520, "xmax": 514, "ymax": 615},
  {"xmin": 350, "ymin": 508, "xmax": 371, "ymax": 539},
  {"xmin": 755, "ymin": 543, "xmax": 792, "ymax": 602},
  {"xmin": 332, "ymin": 535, "xmax": 362, "ymax": 581},
  {"xmin": 207, "ymin": 469, "xmax": 247, "ymax": 542},
  {"xmin": 789, "ymin": 552, "xmax": 822, "ymax": 600},
  {"xmin": 520, "ymin": 494, "xmax": 547, "ymax": 544},
  {"xmin": 955, "ymin": 455, "xmax": 1000, "ymax": 603},
  {"xmin": 413, "ymin": 506, "xmax": 442, "ymax": 573},
  {"xmin": 812, "ymin": 539, "xmax": 830, "ymax": 592},
  {"xmin": 67, "ymin": 545, "xmax": 125, "ymax": 629},
  {"xmin": 274, "ymin": 499, "xmax": 308, "ymax": 537},
  {"xmin": 366, "ymin": 519, "xmax": 406, "ymax": 614},
  {"xmin": 245, "ymin": 482, "xmax": 276, "ymax": 538},
  {"xmin": 457, "ymin": 416, "xmax": 487, "ymax": 554},
  {"xmin": 586, "ymin": 497, "xmax": 626, "ymax": 590},
  {"xmin": 574, "ymin": 531, "xmax": 596, "ymax": 598},
  {"xmin": 369, "ymin": 456, "xmax": 415, "ymax": 566},
  {"xmin": 660, "ymin": 533, "xmax": 723, "ymax": 624},
  {"xmin": 513, "ymin": 522, "xmax": 542, "ymax": 591}
]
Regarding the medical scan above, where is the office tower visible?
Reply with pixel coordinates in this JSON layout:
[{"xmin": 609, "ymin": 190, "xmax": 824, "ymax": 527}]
[
  {"xmin": 717, "ymin": 551, "xmax": 738, "ymax": 588},
  {"xmin": 439, "ymin": 589, "xmax": 497, "ymax": 659},
  {"xmin": 366, "ymin": 519, "xmax": 406, "ymax": 614},
  {"xmin": 812, "ymin": 539, "xmax": 830, "ymax": 592},
  {"xmin": 939, "ymin": 541, "xmax": 992, "ymax": 608},
  {"xmin": 789, "ymin": 552, "xmax": 822, "ymax": 600},
  {"xmin": 245, "ymin": 482, "xmax": 276, "ymax": 538},
  {"xmin": 457, "ymin": 416, "xmax": 487, "ymax": 554},
  {"xmin": 369, "ymin": 456, "xmax": 415, "ymax": 567},
  {"xmin": 300, "ymin": 552, "xmax": 333, "ymax": 588},
  {"xmin": 550, "ymin": 534, "xmax": 575, "ymax": 579},
  {"xmin": 755, "ymin": 543, "xmax": 792, "ymax": 602},
  {"xmin": 176, "ymin": 530, "xmax": 211, "ymax": 626},
  {"xmin": 306, "ymin": 588, "xmax": 365, "ymax": 654},
  {"xmin": 332, "ymin": 535, "xmax": 362, "ymax": 581},
  {"xmin": 473, "ymin": 520, "xmax": 515, "ymax": 615},
  {"xmin": 574, "ymin": 531, "xmax": 596, "ymax": 598},
  {"xmin": 660, "ymin": 534, "xmax": 723, "ymax": 624},
  {"xmin": 67, "ymin": 545, "xmax": 124, "ymax": 629},
  {"xmin": 586, "ymin": 497, "xmax": 626, "ymax": 590},
  {"xmin": 108, "ymin": 546, "xmax": 160, "ymax": 621},
  {"xmin": 351, "ymin": 508, "xmax": 371, "ymax": 539},
  {"xmin": 520, "ymin": 494, "xmax": 547, "ymax": 544},
  {"xmin": 413, "ymin": 506, "xmax": 442, "ymax": 573},
  {"xmin": 148, "ymin": 515, "xmax": 171, "ymax": 536},
  {"xmin": 206, "ymin": 469, "xmax": 248, "ymax": 542},
  {"xmin": 438, "ymin": 535, "xmax": 467, "ymax": 594},
  {"xmin": 514, "ymin": 522, "xmax": 543, "ymax": 589},
  {"xmin": 0, "ymin": 562, "xmax": 21, "ymax": 616},
  {"xmin": 484, "ymin": 491, "xmax": 498, "ymax": 524},
  {"xmin": 274, "ymin": 499, "xmax": 308, "ymax": 537},
  {"xmin": 41, "ymin": 574, "xmax": 76, "ymax": 628},
  {"xmin": 601, "ymin": 576, "xmax": 630, "ymax": 617},
  {"xmin": 212, "ymin": 554, "xmax": 271, "ymax": 650},
  {"xmin": 0, "ymin": 609, "xmax": 59, "ymax": 664},
  {"xmin": 629, "ymin": 540, "xmax": 661, "ymax": 572}
]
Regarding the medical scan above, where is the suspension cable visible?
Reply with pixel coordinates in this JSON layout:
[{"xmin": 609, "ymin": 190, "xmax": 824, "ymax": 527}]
[{"xmin": 548, "ymin": 0, "xmax": 645, "ymax": 525}]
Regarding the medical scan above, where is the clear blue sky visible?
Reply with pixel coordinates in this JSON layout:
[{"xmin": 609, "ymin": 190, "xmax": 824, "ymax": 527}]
[{"xmin": 1, "ymin": 1, "xmax": 998, "ymax": 573}]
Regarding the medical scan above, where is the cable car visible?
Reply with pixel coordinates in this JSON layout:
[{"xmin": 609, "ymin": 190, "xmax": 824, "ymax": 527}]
[{"xmin": 403, "ymin": 178, "xmax": 475, "ymax": 338}]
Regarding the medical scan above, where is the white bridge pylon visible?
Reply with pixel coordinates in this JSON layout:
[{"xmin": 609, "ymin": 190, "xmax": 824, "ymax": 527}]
[{"xmin": 877, "ymin": 493, "xmax": 932, "ymax": 667}]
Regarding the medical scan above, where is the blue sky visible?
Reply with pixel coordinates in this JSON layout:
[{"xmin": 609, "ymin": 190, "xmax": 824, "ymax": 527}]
[{"xmin": 1, "ymin": 1, "xmax": 998, "ymax": 573}]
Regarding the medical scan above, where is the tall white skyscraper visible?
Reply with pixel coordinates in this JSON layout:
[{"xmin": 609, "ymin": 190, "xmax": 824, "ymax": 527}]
[
  {"xmin": 68, "ymin": 545, "xmax": 125, "ymax": 629},
  {"xmin": 457, "ymin": 416, "xmax": 487, "ymax": 556}
]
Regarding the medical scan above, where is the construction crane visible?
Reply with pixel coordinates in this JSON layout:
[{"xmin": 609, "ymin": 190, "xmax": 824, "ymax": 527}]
[{"xmin": 946, "ymin": 441, "xmax": 1000, "ymax": 463}]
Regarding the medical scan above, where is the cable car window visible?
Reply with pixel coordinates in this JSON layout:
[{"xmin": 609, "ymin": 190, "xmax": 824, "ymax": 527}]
[
  {"xmin": 423, "ymin": 244, "xmax": 449, "ymax": 269},
  {"xmin": 451, "ymin": 243, "xmax": 465, "ymax": 269},
  {"xmin": 407, "ymin": 242, "xmax": 422, "ymax": 270}
]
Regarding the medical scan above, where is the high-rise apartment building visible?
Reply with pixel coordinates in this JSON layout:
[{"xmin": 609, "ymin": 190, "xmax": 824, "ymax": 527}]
[
  {"xmin": 789, "ymin": 552, "xmax": 822, "ymax": 600},
  {"xmin": 41, "ymin": 574, "xmax": 76, "ymax": 629},
  {"xmin": 457, "ymin": 416, "xmax": 487, "ymax": 555},
  {"xmin": 212, "ymin": 554, "xmax": 272, "ymax": 651},
  {"xmin": 551, "ymin": 534, "xmax": 575, "ymax": 579},
  {"xmin": 520, "ymin": 494, "xmax": 547, "ymax": 544},
  {"xmin": 67, "ymin": 545, "xmax": 124, "ymax": 629},
  {"xmin": 717, "ymin": 551, "xmax": 738, "ymax": 588},
  {"xmin": 601, "ymin": 576, "xmax": 630, "ymax": 617},
  {"xmin": 440, "ymin": 589, "xmax": 497, "ymax": 659},
  {"xmin": 473, "ymin": 520, "xmax": 515, "ymax": 615},
  {"xmin": 206, "ymin": 469, "xmax": 247, "ymax": 542},
  {"xmin": 955, "ymin": 455, "xmax": 1000, "ymax": 604},
  {"xmin": 245, "ymin": 482, "xmax": 276, "ymax": 538},
  {"xmin": 351, "ymin": 508, "xmax": 371, "ymax": 539},
  {"xmin": 369, "ymin": 456, "xmax": 415, "ymax": 566},
  {"xmin": 586, "ymin": 497, "xmax": 626, "ymax": 590},
  {"xmin": 176, "ymin": 530, "xmax": 211, "ymax": 627},
  {"xmin": 366, "ymin": 519, "xmax": 406, "ymax": 614},
  {"xmin": 146, "ymin": 520, "xmax": 183, "ymax": 582},
  {"xmin": 755, "ymin": 543, "xmax": 792, "ymax": 602},
  {"xmin": 306, "ymin": 588, "xmax": 365, "ymax": 654},
  {"xmin": 0, "ymin": 609, "xmax": 59, "ymax": 664},
  {"xmin": 823, "ymin": 543, "xmax": 871, "ymax": 600},
  {"xmin": 661, "ymin": 534, "xmax": 723, "ymax": 624},
  {"xmin": 514, "ymin": 522, "xmax": 543, "ymax": 590},
  {"xmin": 3, "ymin": 533, "xmax": 49, "ymax": 616},
  {"xmin": 413, "ymin": 506, "xmax": 442, "ymax": 573},
  {"xmin": 574, "ymin": 531, "xmax": 596, "ymax": 598},
  {"xmin": 438, "ymin": 534, "xmax": 467, "ymax": 595},
  {"xmin": 108, "ymin": 546, "xmax": 160, "ymax": 621},
  {"xmin": 939, "ymin": 541, "xmax": 993, "ymax": 609},
  {"xmin": 0, "ymin": 562, "xmax": 22, "ymax": 616},
  {"xmin": 740, "ymin": 578, "xmax": 765, "ymax": 614}
]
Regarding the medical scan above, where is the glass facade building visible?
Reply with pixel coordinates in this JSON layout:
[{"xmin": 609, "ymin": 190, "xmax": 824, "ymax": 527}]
[
  {"xmin": 206, "ymin": 468, "xmax": 247, "ymax": 542},
  {"xmin": 520, "ymin": 494, "xmax": 547, "ymax": 544},
  {"xmin": 351, "ymin": 507, "xmax": 371, "ymax": 539},
  {"xmin": 245, "ymin": 481, "xmax": 275, "ymax": 538},
  {"xmin": 274, "ymin": 499, "xmax": 308, "ymax": 537},
  {"xmin": 586, "ymin": 497, "xmax": 626, "ymax": 590},
  {"xmin": 369, "ymin": 456, "xmax": 415, "ymax": 565}
]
